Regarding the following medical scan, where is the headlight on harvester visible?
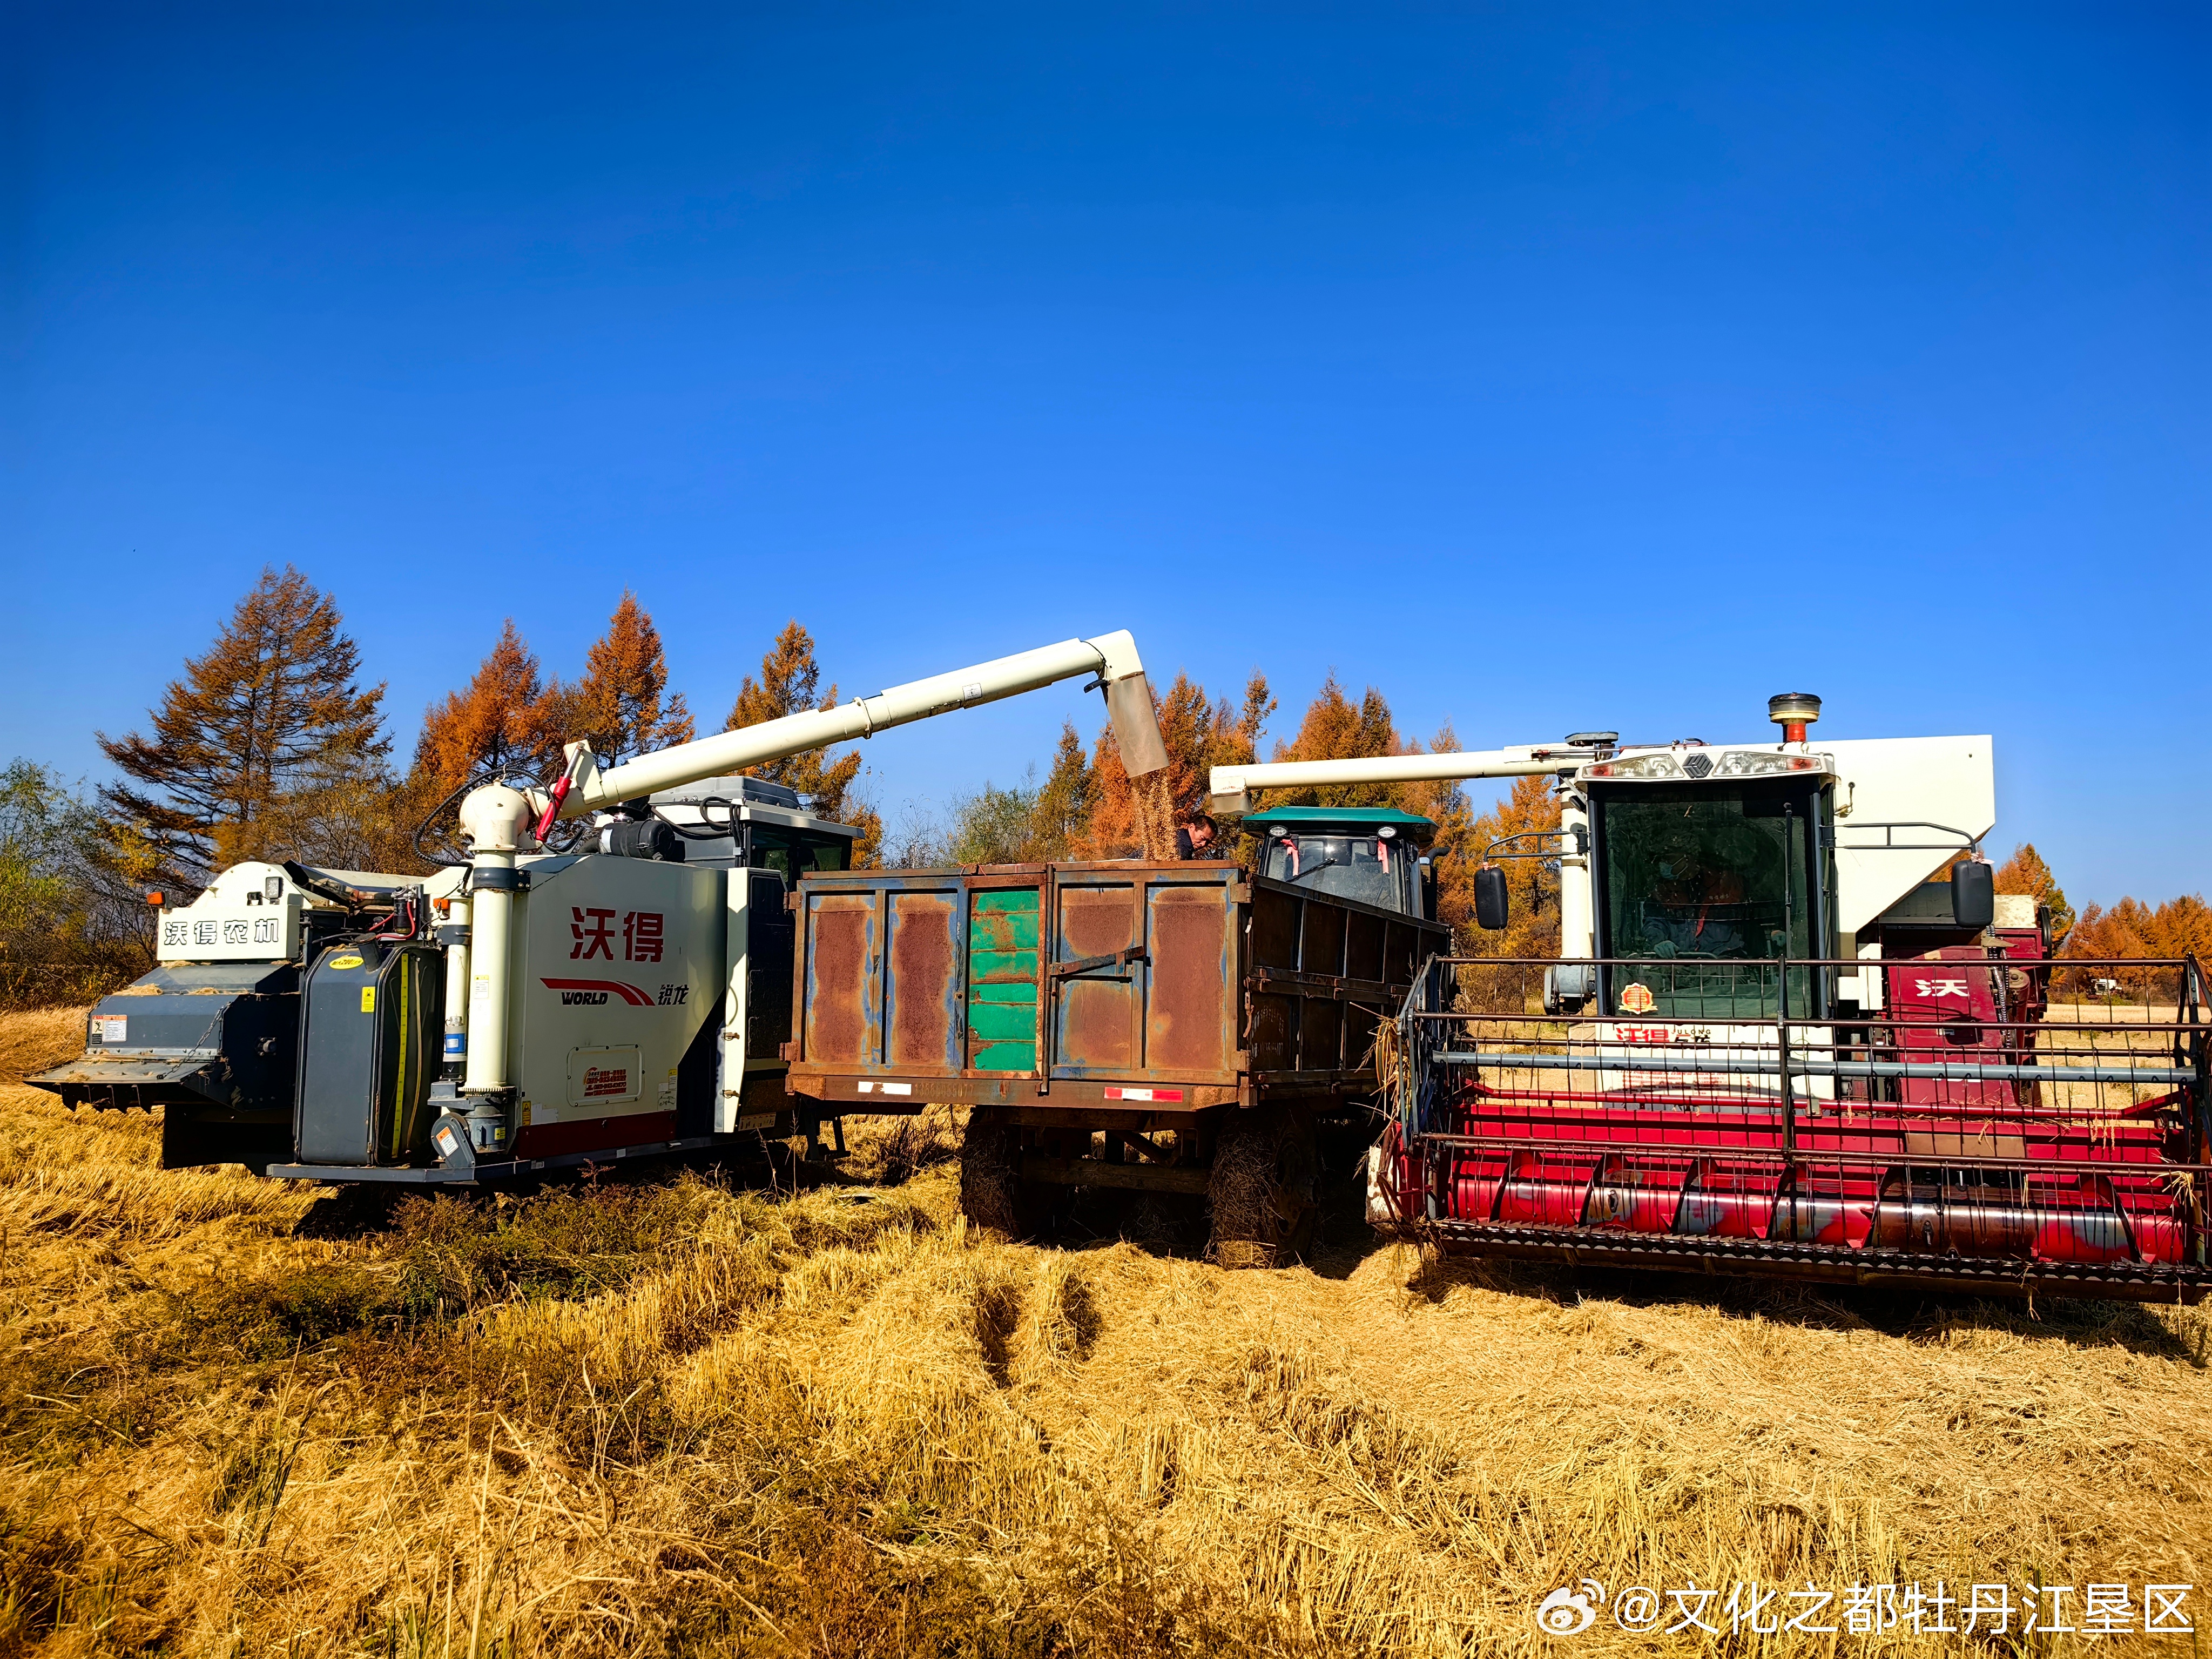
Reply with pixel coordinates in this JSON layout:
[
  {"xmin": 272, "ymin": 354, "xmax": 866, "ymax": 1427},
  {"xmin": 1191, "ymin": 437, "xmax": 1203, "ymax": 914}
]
[
  {"xmin": 1582, "ymin": 752, "xmax": 1683, "ymax": 781},
  {"xmin": 1712, "ymin": 749, "xmax": 1834, "ymax": 778}
]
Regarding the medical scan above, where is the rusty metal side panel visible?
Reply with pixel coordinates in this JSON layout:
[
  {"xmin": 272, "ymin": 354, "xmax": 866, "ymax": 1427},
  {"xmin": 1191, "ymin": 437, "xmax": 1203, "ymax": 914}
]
[
  {"xmin": 1239, "ymin": 876, "xmax": 1451, "ymax": 1094},
  {"xmin": 1144, "ymin": 880, "xmax": 1235, "ymax": 1076},
  {"xmin": 884, "ymin": 888, "xmax": 962, "ymax": 1072},
  {"xmin": 1053, "ymin": 877, "xmax": 1141, "ymax": 1073},
  {"xmin": 802, "ymin": 891, "xmax": 881, "ymax": 1067}
]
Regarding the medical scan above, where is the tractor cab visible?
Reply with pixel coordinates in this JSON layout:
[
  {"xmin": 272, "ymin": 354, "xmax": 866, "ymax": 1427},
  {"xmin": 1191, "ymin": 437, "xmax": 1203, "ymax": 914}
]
[{"xmin": 1241, "ymin": 806, "xmax": 1438, "ymax": 920}]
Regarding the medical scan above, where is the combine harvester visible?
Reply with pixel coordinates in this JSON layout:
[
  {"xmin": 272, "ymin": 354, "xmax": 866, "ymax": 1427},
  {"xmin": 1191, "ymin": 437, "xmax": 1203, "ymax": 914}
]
[
  {"xmin": 32, "ymin": 631, "xmax": 1171, "ymax": 1184},
  {"xmin": 1208, "ymin": 696, "xmax": 2209, "ymax": 1303}
]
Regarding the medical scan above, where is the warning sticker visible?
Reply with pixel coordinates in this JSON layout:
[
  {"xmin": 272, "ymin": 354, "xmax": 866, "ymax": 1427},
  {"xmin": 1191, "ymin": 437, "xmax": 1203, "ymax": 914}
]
[{"xmin": 93, "ymin": 1015, "xmax": 126, "ymax": 1044}]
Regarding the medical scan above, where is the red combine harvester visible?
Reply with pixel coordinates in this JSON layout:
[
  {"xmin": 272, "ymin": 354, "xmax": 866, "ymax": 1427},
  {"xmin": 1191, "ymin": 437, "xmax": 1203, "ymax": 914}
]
[{"xmin": 1207, "ymin": 696, "xmax": 2209, "ymax": 1301}]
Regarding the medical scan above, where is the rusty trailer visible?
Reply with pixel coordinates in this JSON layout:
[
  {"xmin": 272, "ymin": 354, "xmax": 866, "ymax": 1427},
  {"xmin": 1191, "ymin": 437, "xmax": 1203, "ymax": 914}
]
[{"xmin": 783, "ymin": 858, "xmax": 1446, "ymax": 1260}]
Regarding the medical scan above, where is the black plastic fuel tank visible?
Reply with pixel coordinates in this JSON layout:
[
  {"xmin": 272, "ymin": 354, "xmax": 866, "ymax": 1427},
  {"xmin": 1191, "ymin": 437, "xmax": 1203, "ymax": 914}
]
[{"xmin": 294, "ymin": 941, "xmax": 444, "ymax": 1167}]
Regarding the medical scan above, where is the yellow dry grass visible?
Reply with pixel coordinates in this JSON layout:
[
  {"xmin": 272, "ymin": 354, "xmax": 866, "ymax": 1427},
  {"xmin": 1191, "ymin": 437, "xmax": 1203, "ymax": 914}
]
[
  {"xmin": 0, "ymin": 1007, "xmax": 90, "ymax": 1087},
  {"xmin": 2, "ymin": 1010, "xmax": 2208, "ymax": 1656}
]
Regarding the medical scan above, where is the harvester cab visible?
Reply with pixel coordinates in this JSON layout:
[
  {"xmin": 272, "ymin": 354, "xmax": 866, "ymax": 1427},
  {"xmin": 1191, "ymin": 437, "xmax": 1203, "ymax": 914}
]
[
  {"xmin": 33, "ymin": 630, "xmax": 1172, "ymax": 1185},
  {"xmin": 1538, "ymin": 696, "xmax": 2002, "ymax": 1026}
]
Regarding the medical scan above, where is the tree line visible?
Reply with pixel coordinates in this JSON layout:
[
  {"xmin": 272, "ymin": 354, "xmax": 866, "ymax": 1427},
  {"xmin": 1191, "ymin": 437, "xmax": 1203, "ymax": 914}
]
[{"xmin": 4, "ymin": 564, "xmax": 2207, "ymax": 1006}]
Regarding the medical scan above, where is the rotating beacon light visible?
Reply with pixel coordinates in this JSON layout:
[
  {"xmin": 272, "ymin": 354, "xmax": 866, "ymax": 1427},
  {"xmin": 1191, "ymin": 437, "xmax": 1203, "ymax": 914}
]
[{"xmin": 1768, "ymin": 692, "xmax": 1822, "ymax": 746}]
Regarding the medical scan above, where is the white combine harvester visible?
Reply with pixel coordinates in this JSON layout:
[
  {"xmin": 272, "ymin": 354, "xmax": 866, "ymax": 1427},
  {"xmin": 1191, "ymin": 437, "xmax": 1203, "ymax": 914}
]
[{"xmin": 33, "ymin": 631, "xmax": 1169, "ymax": 1184}]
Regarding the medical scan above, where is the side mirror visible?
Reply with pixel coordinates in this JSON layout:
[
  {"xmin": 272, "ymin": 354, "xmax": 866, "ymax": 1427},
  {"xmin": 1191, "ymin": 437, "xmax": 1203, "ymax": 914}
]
[
  {"xmin": 1419, "ymin": 858, "xmax": 1439, "ymax": 922},
  {"xmin": 1474, "ymin": 865, "xmax": 1510, "ymax": 932},
  {"xmin": 1952, "ymin": 860, "xmax": 1995, "ymax": 929}
]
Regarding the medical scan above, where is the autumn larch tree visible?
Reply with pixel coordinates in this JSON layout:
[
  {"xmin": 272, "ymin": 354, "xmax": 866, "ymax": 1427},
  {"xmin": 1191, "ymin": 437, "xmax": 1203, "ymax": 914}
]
[
  {"xmin": 1456, "ymin": 772, "xmax": 1564, "ymax": 959},
  {"xmin": 726, "ymin": 621, "xmax": 882, "ymax": 866},
  {"xmin": 1267, "ymin": 674, "xmax": 1400, "ymax": 808},
  {"xmin": 410, "ymin": 620, "xmax": 564, "ymax": 804},
  {"xmin": 1255, "ymin": 675, "xmax": 1493, "ymax": 938},
  {"xmin": 98, "ymin": 566, "xmax": 390, "ymax": 888},
  {"xmin": 564, "ymin": 592, "xmax": 695, "ymax": 767},
  {"xmin": 1078, "ymin": 670, "xmax": 1272, "ymax": 859},
  {"xmin": 2063, "ymin": 893, "xmax": 2212, "ymax": 993},
  {"xmin": 1993, "ymin": 841, "xmax": 2075, "ymax": 947}
]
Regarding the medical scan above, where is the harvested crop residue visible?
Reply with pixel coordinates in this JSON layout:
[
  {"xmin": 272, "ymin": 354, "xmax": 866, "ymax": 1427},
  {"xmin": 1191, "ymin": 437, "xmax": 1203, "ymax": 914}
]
[{"xmin": 1, "ymin": 1012, "xmax": 2206, "ymax": 1655}]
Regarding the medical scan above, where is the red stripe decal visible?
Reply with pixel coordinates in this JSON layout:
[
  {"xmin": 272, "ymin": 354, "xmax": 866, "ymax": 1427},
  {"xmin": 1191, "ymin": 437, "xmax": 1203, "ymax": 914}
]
[{"xmin": 541, "ymin": 977, "xmax": 655, "ymax": 1007}]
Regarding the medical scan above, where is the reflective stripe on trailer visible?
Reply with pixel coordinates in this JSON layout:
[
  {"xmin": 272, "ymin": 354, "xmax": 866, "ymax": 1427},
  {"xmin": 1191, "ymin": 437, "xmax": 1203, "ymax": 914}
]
[{"xmin": 1103, "ymin": 1086, "xmax": 1184, "ymax": 1102}]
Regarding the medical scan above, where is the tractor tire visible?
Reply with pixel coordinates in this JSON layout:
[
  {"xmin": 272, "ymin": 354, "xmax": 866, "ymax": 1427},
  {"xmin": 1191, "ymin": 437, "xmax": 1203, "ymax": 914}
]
[
  {"xmin": 960, "ymin": 1110, "xmax": 1049, "ymax": 1240},
  {"xmin": 1206, "ymin": 1104, "xmax": 1319, "ymax": 1269}
]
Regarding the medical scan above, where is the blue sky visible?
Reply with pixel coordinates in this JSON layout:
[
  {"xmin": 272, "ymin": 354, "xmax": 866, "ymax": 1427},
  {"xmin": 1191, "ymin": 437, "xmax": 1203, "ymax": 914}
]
[{"xmin": 4, "ymin": 4, "xmax": 2204, "ymax": 902}]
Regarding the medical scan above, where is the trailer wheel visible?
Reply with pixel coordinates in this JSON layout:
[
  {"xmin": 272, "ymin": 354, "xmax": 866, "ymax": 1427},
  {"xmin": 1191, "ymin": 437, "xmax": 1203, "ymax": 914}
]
[
  {"xmin": 1208, "ymin": 1105, "xmax": 1318, "ymax": 1269},
  {"xmin": 960, "ymin": 1110, "xmax": 1049, "ymax": 1240}
]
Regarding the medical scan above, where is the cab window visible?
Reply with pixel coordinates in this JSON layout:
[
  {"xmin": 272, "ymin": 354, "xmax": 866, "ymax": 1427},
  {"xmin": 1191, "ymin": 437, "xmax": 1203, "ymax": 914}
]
[
  {"xmin": 1260, "ymin": 833, "xmax": 1413, "ymax": 913},
  {"xmin": 1595, "ymin": 780, "xmax": 1825, "ymax": 1017},
  {"xmin": 751, "ymin": 828, "xmax": 852, "ymax": 876}
]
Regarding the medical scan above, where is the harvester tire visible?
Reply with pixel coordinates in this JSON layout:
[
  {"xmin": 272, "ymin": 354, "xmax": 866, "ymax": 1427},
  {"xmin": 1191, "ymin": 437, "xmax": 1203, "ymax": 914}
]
[
  {"xmin": 1207, "ymin": 1104, "xmax": 1318, "ymax": 1269},
  {"xmin": 960, "ymin": 1110, "xmax": 1048, "ymax": 1240}
]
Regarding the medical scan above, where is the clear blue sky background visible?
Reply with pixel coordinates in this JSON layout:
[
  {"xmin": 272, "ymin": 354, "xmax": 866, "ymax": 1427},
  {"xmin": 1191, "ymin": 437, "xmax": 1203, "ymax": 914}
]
[{"xmin": 4, "ymin": 5, "xmax": 2204, "ymax": 903}]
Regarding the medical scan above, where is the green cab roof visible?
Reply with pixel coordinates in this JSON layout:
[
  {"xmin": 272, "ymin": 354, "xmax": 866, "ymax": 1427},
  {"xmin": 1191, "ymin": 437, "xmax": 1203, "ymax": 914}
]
[{"xmin": 1238, "ymin": 805, "xmax": 1437, "ymax": 847}]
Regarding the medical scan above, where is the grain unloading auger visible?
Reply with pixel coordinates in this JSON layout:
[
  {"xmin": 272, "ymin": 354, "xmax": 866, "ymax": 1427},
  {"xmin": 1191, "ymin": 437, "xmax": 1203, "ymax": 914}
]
[
  {"xmin": 1210, "ymin": 696, "xmax": 2212, "ymax": 1302},
  {"xmin": 33, "ymin": 631, "xmax": 1171, "ymax": 1183}
]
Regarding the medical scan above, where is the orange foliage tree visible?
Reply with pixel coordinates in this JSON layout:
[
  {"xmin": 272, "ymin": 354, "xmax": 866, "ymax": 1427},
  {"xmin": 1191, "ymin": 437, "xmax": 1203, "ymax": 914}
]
[
  {"xmin": 411, "ymin": 620, "xmax": 565, "ymax": 802},
  {"xmin": 1253, "ymin": 675, "xmax": 1495, "ymax": 941},
  {"xmin": 1992, "ymin": 841, "xmax": 2075, "ymax": 946},
  {"xmin": 1079, "ymin": 670, "xmax": 1272, "ymax": 858},
  {"xmin": 98, "ymin": 566, "xmax": 390, "ymax": 887},
  {"xmin": 725, "ymin": 622, "xmax": 882, "ymax": 866},
  {"xmin": 562, "ymin": 592, "xmax": 694, "ymax": 766},
  {"xmin": 2065, "ymin": 893, "xmax": 2212, "ymax": 966},
  {"xmin": 1458, "ymin": 773, "xmax": 1564, "ymax": 959}
]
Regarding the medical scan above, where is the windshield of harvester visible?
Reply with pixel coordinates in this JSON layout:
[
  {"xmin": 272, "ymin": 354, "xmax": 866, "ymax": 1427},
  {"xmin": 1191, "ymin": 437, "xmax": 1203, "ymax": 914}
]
[{"xmin": 1594, "ymin": 779, "xmax": 1827, "ymax": 1019}]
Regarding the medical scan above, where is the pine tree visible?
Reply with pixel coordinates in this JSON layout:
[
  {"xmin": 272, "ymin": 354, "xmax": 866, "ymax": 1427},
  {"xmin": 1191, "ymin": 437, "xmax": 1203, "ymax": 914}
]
[
  {"xmin": 567, "ymin": 592, "xmax": 695, "ymax": 766},
  {"xmin": 97, "ymin": 567, "xmax": 389, "ymax": 886},
  {"xmin": 1028, "ymin": 722, "xmax": 1095, "ymax": 859},
  {"xmin": 726, "ymin": 621, "xmax": 882, "ymax": 865}
]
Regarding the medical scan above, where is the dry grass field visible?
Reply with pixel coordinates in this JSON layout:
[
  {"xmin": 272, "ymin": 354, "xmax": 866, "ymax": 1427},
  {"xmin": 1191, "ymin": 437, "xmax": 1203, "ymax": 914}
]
[{"xmin": 2, "ymin": 1006, "xmax": 2208, "ymax": 1657}]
